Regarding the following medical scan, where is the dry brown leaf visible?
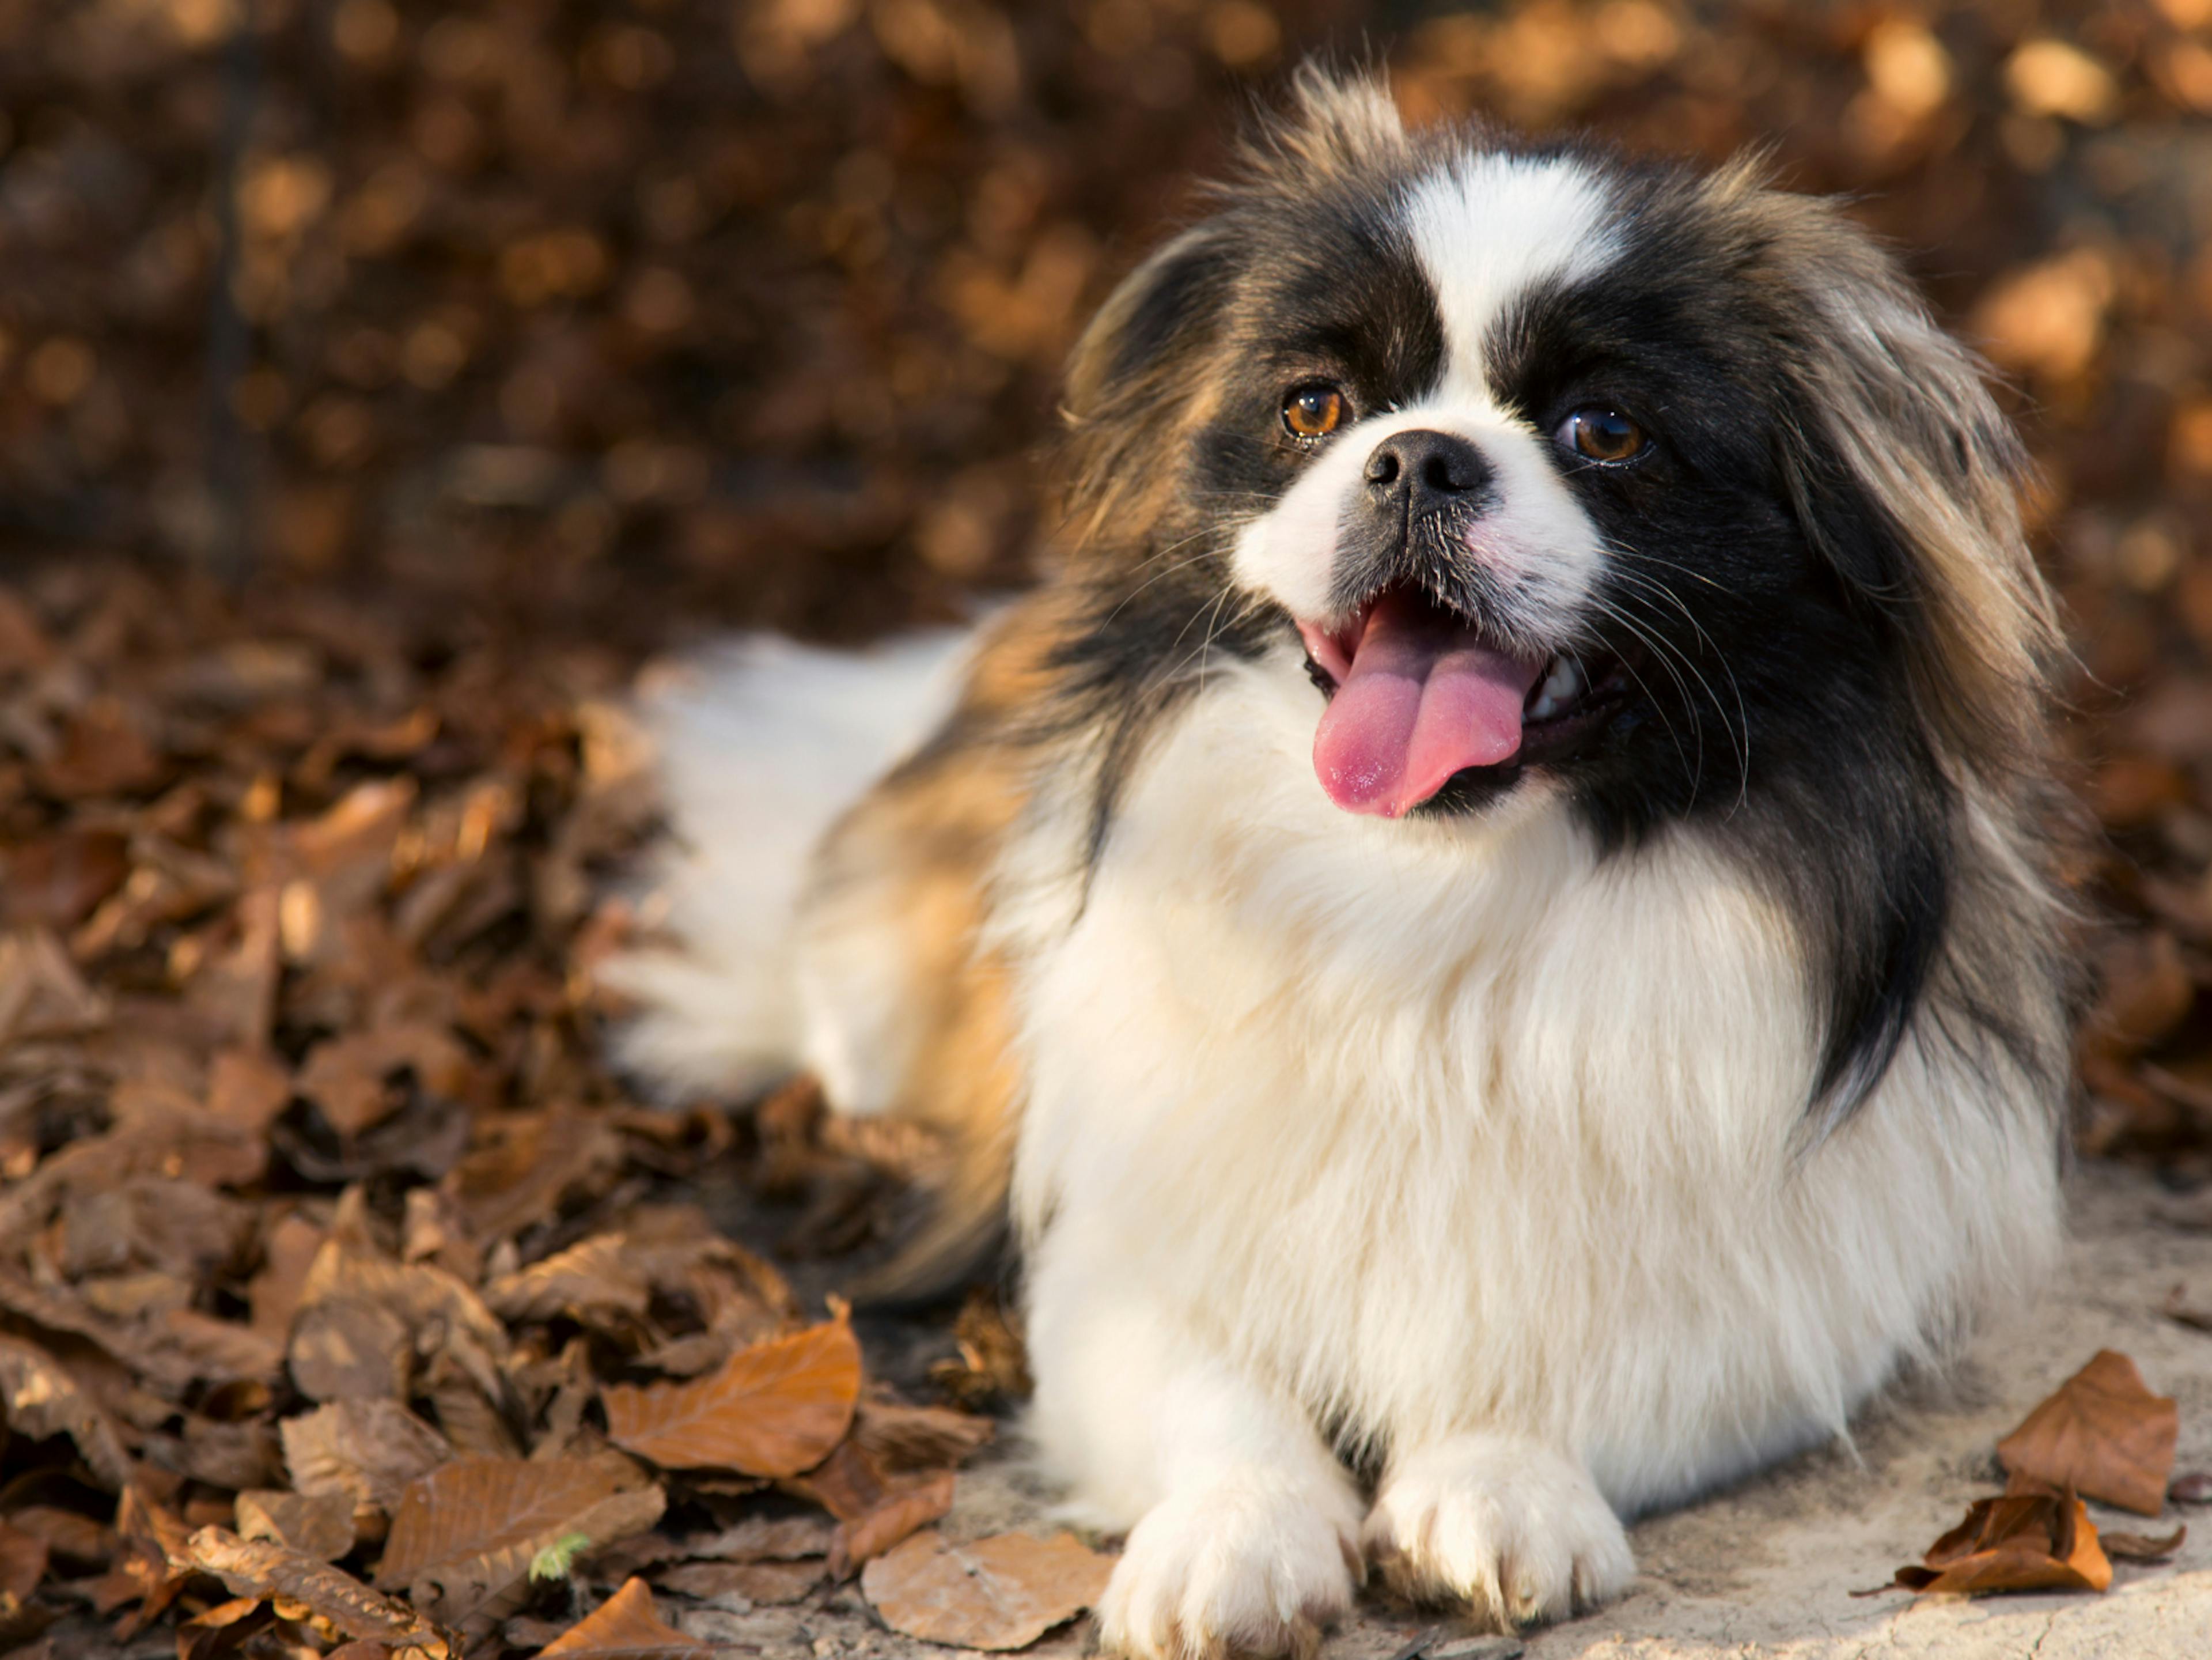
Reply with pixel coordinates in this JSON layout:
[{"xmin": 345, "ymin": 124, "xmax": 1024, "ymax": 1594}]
[
  {"xmin": 483, "ymin": 1234, "xmax": 650, "ymax": 1328},
  {"xmin": 185, "ymin": 1526, "xmax": 447, "ymax": 1651},
  {"xmin": 5, "ymin": 1504, "xmax": 117, "ymax": 1568},
  {"xmin": 836, "ymin": 1469, "xmax": 956, "ymax": 1575},
  {"xmin": 206, "ymin": 1046, "xmax": 295, "ymax": 1136},
  {"xmin": 0, "ymin": 1520, "xmax": 48, "ymax": 1601},
  {"xmin": 1, "ymin": 827, "xmax": 129, "ymax": 931},
  {"xmin": 419, "ymin": 1350, "xmax": 522, "ymax": 1459},
  {"xmin": 377, "ymin": 1453, "xmax": 665, "ymax": 1634},
  {"xmin": 147, "ymin": 1414, "xmax": 285, "ymax": 1491},
  {"xmin": 854, "ymin": 1397, "xmax": 995, "ymax": 1473},
  {"xmin": 2172, "ymin": 1470, "xmax": 2212, "ymax": 1504},
  {"xmin": 687, "ymin": 1513, "xmax": 835, "ymax": 1563},
  {"xmin": 249, "ymin": 1212, "xmax": 327, "ymax": 1342},
  {"xmin": 861, "ymin": 1530, "xmax": 1113, "ymax": 1649},
  {"xmin": 444, "ymin": 1105, "xmax": 626, "ymax": 1242},
  {"xmin": 283, "ymin": 1399, "xmax": 453, "ymax": 1511},
  {"xmin": 653, "ymin": 1559, "xmax": 823, "ymax": 1604},
  {"xmin": 0, "ymin": 927, "xmax": 109, "ymax": 1046},
  {"xmin": 38, "ymin": 702, "xmax": 166, "ymax": 799},
  {"xmin": 299, "ymin": 1022, "xmax": 474, "ymax": 1139},
  {"xmin": 101, "ymin": 1484, "xmax": 196, "ymax": 1637},
  {"xmin": 236, "ymin": 1489, "xmax": 357, "ymax": 1561},
  {"xmin": 2102, "ymin": 1523, "xmax": 2187, "ymax": 1560},
  {"xmin": 0, "ymin": 1332, "xmax": 133, "ymax": 1489},
  {"xmin": 1996, "ymin": 1349, "xmax": 2179, "ymax": 1515},
  {"xmin": 1865, "ymin": 1487, "xmax": 2113, "ymax": 1597},
  {"xmin": 2086, "ymin": 931, "xmax": 2195, "ymax": 1059},
  {"xmin": 0, "ymin": 1265, "xmax": 199, "ymax": 1396},
  {"xmin": 187, "ymin": 888, "xmax": 282, "ymax": 1050},
  {"xmin": 290, "ymin": 1292, "xmax": 414, "ymax": 1401},
  {"xmin": 929, "ymin": 1285, "xmax": 1032, "ymax": 1410},
  {"xmin": 291, "ymin": 1238, "xmax": 510, "ymax": 1406},
  {"xmin": 604, "ymin": 1317, "xmax": 859, "ymax": 1476},
  {"xmin": 539, "ymin": 1576, "xmax": 703, "ymax": 1655},
  {"xmin": 154, "ymin": 1309, "xmax": 287, "ymax": 1389}
]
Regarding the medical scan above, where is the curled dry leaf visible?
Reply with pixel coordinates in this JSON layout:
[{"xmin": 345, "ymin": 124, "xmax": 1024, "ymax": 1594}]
[
  {"xmin": 2102, "ymin": 1523, "xmax": 2187, "ymax": 1560},
  {"xmin": 2172, "ymin": 1470, "xmax": 2212, "ymax": 1504},
  {"xmin": 855, "ymin": 1397, "xmax": 995, "ymax": 1473},
  {"xmin": 483, "ymin": 1233, "xmax": 650, "ymax": 1328},
  {"xmin": 605, "ymin": 1317, "xmax": 860, "ymax": 1477},
  {"xmin": 1868, "ymin": 1488, "xmax": 2112, "ymax": 1598},
  {"xmin": 929, "ymin": 1286, "xmax": 1032, "ymax": 1411},
  {"xmin": 1996, "ymin": 1349, "xmax": 2178, "ymax": 1516},
  {"xmin": 100, "ymin": 1485, "xmax": 196, "ymax": 1637},
  {"xmin": 0, "ymin": 1521, "xmax": 48, "ymax": 1601},
  {"xmin": 376, "ymin": 1453, "xmax": 666, "ymax": 1635},
  {"xmin": 0, "ymin": 927, "xmax": 109, "ymax": 1046},
  {"xmin": 444, "ymin": 1105, "xmax": 627, "ymax": 1242},
  {"xmin": 298, "ymin": 1022, "xmax": 475, "ymax": 1140},
  {"xmin": 237, "ymin": 1488, "xmax": 357, "ymax": 1561},
  {"xmin": 835, "ymin": 1469, "xmax": 956, "ymax": 1575},
  {"xmin": 861, "ymin": 1530, "xmax": 1115, "ymax": 1650},
  {"xmin": 0, "ymin": 1332, "xmax": 133, "ymax": 1489},
  {"xmin": 539, "ymin": 1576, "xmax": 703, "ymax": 1656},
  {"xmin": 186, "ymin": 1526, "xmax": 447, "ymax": 1651},
  {"xmin": 283, "ymin": 1398, "xmax": 453, "ymax": 1512},
  {"xmin": 782, "ymin": 1434, "xmax": 961, "ymax": 1574}
]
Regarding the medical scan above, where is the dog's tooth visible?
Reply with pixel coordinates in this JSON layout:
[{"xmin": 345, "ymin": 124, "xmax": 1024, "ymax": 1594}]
[{"xmin": 1529, "ymin": 655, "xmax": 1584, "ymax": 721}]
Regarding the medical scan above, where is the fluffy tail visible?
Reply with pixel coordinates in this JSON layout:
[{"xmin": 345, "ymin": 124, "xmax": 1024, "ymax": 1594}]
[{"xmin": 601, "ymin": 629, "xmax": 973, "ymax": 1102}]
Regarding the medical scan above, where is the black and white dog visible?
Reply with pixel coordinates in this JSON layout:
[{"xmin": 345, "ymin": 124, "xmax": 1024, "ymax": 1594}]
[{"xmin": 608, "ymin": 69, "xmax": 2073, "ymax": 1657}]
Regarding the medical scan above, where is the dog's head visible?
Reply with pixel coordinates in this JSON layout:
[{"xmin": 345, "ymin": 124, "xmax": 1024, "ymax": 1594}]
[{"xmin": 1058, "ymin": 68, "xmax": 2059, "ymax": 834}]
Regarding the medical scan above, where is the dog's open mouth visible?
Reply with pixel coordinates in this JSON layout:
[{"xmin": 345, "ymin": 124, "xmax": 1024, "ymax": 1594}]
[{"xmin": 1295, "ymin": 584, "xmax": 1628, "ymax": 818}]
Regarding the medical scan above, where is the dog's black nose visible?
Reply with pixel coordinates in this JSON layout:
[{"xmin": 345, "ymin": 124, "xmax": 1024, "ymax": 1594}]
[{"xmin": 1364, "ymin": 429, "xmax": 1493, "ymax": 511}]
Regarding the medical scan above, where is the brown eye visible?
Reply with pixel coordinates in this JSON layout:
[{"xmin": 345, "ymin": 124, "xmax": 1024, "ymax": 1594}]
[
  {"xmin": 1282, "ymin": 384, "xmax": 1346, "ymax": 440},
  {"xmin": 1561, "ymin": 406, "xmax": 1648, "ymax": 463}
]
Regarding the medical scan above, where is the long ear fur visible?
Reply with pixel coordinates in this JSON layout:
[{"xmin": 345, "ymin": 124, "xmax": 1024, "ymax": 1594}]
[
  {"xmin": 1711, "ymin": 160, "xmax": 2063, "ymax": 779},
  {"xmin": 1059, "ymin": 66, "xmax": 1410, "ymax": 554}
]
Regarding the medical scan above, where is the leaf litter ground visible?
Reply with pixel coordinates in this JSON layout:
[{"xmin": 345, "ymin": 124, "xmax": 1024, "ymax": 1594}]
[{"xmin": 9, "ymin": 0, "xmax": 2212, "ymax": 1654}]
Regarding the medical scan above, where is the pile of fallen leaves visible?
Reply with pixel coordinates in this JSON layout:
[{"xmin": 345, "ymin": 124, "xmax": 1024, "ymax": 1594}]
[
  {"xmin": 7, "ymin": 0, "xmax": 2212, "ymax": 1156},
  {"xmin": 0, "ymin": 566, "xmax": 1090, "ymax": 1658},
  {"xmin": 1866, "ymin": 1349, "xmax": 2197, "ymax": 1599}
]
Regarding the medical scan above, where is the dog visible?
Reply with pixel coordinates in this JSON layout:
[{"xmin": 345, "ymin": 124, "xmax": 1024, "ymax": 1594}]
[{"xmin": 605, "ymin": 67, "xmax": 2074, "ymax": 1657}]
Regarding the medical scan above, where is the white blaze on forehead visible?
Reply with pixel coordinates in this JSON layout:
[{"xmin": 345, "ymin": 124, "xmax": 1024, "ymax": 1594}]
[{"xmin": 1403, "ymin": 154, "xmax": 1622, "ymax": 396}]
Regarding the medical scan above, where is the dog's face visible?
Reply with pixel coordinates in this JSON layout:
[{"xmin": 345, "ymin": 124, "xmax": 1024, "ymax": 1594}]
[
  {"xmin": 1060, "ymin": 74, "xmax": 2051, "ymax": 848},
  {"xmin": 1218, "ymin": 147, "xmax": 1805, "ymax": 821}
]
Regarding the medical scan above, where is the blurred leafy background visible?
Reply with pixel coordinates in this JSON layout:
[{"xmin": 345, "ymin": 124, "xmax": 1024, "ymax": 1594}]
[{"xmin": 5, "ymin": 1, "xmax": 2212, "ymax": 1152}]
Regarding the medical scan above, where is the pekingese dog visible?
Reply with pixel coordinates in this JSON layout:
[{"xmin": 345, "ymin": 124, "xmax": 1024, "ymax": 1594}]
[{"xmin": 606, "ymin": 68, "xmax": 2074, "ymax": 1657}]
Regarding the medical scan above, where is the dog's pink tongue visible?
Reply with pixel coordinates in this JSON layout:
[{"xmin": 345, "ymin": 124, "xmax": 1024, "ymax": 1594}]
[{"xmin": 1312, "ymin": 592, "xmax": 1544, "ymax": 816}]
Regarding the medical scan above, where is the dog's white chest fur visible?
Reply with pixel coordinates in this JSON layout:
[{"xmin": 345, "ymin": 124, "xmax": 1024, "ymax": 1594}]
[{"xmin": 1009, "ymin": 659, "xmax": 2059, "ymax": 1522}]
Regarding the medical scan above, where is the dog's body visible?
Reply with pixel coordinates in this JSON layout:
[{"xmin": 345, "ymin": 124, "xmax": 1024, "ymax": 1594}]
[{"xmin": 609, "ymin": 74, "xmax": 2073, "ymax": 1655}]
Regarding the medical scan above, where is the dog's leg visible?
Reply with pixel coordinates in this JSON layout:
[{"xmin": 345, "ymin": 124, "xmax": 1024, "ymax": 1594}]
[
  {"xmin": 1026, "ymin": 1261, "xmax": 1362, "ymax": 1660},
  {"xmin": 1361, "ymin": 1432, "xmax": 1634, "ymax": 1627}
]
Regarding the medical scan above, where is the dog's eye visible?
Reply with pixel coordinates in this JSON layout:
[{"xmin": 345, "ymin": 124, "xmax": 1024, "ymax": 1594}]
[
  {"xmin": 1559, "ymin": 406, "xmax": 1648, "ymax": 463},
  {"xmin": 1282, "ymin": 384, "xmax": 1346, "ymax": 441}
]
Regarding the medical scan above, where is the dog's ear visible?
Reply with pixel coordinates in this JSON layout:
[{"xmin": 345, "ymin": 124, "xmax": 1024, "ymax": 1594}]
[
  {"xmin": 1059, "ymin": 218, "xmax": 1238, "ymax": 547},
  {"xmin": 1063, "ymin": 222, "xmax": 1234, "ymax": 425},
  {"xmin": 1738, "ymin": 170, "xmax": 2061, "ymax": 775},
  {"xmin": 1060, "ymin": 63, "xmax": 1408, "ymax": 546}
]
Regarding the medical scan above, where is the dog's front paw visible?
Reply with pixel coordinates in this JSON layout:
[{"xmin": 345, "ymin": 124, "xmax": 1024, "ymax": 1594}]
[
  {"xmin": 1099, "ymin": 1473, "xmax": 1363, "ymax": 1660},
  {"xmin": 1362, "ymin": 1435, "xmax": 1633, "ymax": 1628}
]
